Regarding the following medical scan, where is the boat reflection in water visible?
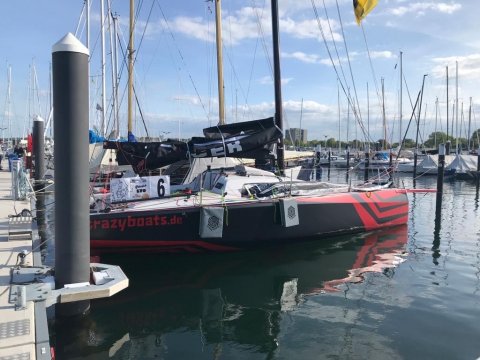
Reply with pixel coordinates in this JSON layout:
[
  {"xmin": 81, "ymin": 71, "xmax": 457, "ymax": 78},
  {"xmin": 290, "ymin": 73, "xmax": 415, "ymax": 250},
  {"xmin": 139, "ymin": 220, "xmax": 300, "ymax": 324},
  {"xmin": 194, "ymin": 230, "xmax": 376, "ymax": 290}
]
[{"xmin": 53, "ymin": 225, "xmax": 408, "ymax": 359}]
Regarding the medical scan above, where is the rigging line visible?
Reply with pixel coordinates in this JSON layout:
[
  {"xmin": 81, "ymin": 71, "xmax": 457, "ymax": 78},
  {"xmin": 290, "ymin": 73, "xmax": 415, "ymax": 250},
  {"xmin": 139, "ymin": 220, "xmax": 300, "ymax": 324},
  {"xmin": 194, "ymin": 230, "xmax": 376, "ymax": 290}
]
[
  {"xmin": 311, "ymin": 0, "xmax": 368, "ymax": 141},
  {"xmin": 133, "ymin": 0, "xmax": 155, "ymax": 68},
  {"xmin": 223, "ymin": 49, "xmax": 252, "ymax": 120},
  {"xmin": 243, "ymin": 35, "xmax": 259, "ymax": 120},
  {"xmin": 360, "ymin": 24, "xmax": 382, "ymax": 108},
  {"xmin": 155, "ymin": 0, "xmax": 209, "ymax": 119},
  {"xmin": 205, "ymin": 3, "xmax": 214, "ymax": 124},
  {"xmin": 204, "ymin": 0, "xmax": 218, "ymax": 126},
  {"xmin": 74, "ymin": 1, "xmax": 87, "ymax": 39},
  {"xmin": 115, "ymin": 27, "xmax": 150, "ymax": 137},
  {"xmin": 252, "ymin": 0, "xmax": 274, "ymax": 79},
  {"xmin": 335, "ymin": 0, "xmax": 367, "ymax": 141},
  {"xmin": 321, "ymin": 0, "xmax": 349, "ymax": 95}
]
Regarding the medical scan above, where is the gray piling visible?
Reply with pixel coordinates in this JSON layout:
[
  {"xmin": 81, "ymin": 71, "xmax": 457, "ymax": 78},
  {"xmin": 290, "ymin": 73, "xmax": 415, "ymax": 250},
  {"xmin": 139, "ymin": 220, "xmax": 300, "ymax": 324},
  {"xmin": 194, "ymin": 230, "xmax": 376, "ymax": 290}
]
[
  {"xmin": 52, "ymin": 33, "xmax": 90, "ymax": 316},
  {"xmin": 33, "ymin": 116, "xmax": 47, "ymax": 237},
  {"xmin": 33, "ymin": 116, "xmax": 45, "ymax": 190},
  {"xmin": 435, "ymin": 143, "xmax": 445, "ymax": 218},
  {"xmin": 413, "ymin": 149, "xmax": 418, "ymax": 179},
  {"xmin": 346, "ymin": 146, "xmax": 350, "ymax": 168},
  {"xmin": 364, "ymin": 145, "xmax": 370, "ymax": 182},
  {"xmin": 445, "ymin": 140, "xmax": 451, "ymax": 155}
]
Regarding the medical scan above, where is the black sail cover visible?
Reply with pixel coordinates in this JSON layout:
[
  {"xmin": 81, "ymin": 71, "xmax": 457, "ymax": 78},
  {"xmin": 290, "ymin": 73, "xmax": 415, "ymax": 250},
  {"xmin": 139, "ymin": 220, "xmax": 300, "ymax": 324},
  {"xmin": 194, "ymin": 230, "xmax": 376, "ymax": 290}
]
[{"xmin": 104, "ymin": 117, "xmax": 281, "ymax": 174}]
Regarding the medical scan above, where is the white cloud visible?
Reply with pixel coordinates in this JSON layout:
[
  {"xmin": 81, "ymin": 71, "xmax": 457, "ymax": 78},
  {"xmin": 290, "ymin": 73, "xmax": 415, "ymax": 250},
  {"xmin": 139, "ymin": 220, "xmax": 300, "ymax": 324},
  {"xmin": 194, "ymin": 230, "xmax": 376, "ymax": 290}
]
[
  {"xmin": 370, "ymin": 51, "xmax": 396, "ymax": 59},
  {"xmin": 283, "ymin": 99, "xmax": 332, "ymax": 114},
  {"xmin": 431, "ymin": 54, "xmax": 480, "ymax": 80},
  {"xmin": 258, "ymin": 76, "xmax": 293, "ymax": 85},
  {"xmin": 389, "ymin": 2, "xmax": 462, "ymax": 17},
  {"xmin": 163, "ymin": 4, "xmax": 342, "ymax": 46},
  {"xmin": 170, "ymin": 16, "xmax": 214, "ymax": 43},
  {"xmin": 280, "ymin": 17, "xmax": 342, "ymax": 42},
  {"xmin": 281, "ymin": 51, "xmax": 359, "ymax": 66},
  {"xmin": 282, "ymin": 51, "xmax": 320, "ymax": 64}
]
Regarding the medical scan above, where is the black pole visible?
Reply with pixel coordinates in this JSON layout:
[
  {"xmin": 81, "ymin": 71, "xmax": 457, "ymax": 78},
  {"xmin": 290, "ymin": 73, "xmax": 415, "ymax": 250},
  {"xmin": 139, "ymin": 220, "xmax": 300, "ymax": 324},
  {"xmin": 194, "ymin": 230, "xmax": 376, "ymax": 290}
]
[
  {"xmin": 435, "ymin": 143, "xmax": 445, "ymax": 218},
  {"xmin": 445, "ymin": 140, "xmax": 451, "ymax": 155},
  {"xmin": 53, "ymin": 33, "xmax": 90, "ymax": 316},
  {"xmin": 33, "ymin": 116, "xmax": 45, "ymax": 191},
  {"xmin": 477, "ymin": 147, "xmax": 480, "ymax": 187},
  {"xmin": 271, "ymin": 0, "xmax": 284, "ymax": 176},
  {"xmin": 33, "ymin": 116, "xmax": 47, "ymax": 237},
  {"xmin": 364, "ymin": 145, "xmax": 370, "ymax": 182},
  {"xmin": 346, "ymin": 146, "xmax": 350, "ymax": 168}
]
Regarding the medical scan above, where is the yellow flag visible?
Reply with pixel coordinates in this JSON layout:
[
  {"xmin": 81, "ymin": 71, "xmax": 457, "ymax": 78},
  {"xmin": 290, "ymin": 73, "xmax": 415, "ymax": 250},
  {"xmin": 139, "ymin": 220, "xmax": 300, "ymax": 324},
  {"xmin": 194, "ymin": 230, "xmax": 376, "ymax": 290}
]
[{"xmin": 353, "ymin": 0, "xmax": 378, "ymax": 25}]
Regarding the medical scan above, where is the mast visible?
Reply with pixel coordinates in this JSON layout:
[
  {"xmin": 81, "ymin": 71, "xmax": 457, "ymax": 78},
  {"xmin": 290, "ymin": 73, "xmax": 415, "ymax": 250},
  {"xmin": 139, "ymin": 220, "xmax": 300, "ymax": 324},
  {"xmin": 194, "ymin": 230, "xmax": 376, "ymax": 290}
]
[
  {"xmin": 381, "ymin": 77, "xmax": 386, "ymax": 150},
  {"xmin": 415, "ymin": 75, "xmax": 427, "ymax": 156},
  {"xmin": 127, "ymin": 0, "xmax": 134, "ymax": 140},
  {"xmin": 446, "ymin": 66, "xmax": 449, "ymax": 141},
  {"xmin": 468, "ymin": 97, "xmax": 472, "ymax": 152},
  {"xmin": 434, "ymin": 97, "xmax": 438, "ymax": 148},
  {"xmin": 100, "ymin": 0, "xmax": 106, "ymax": 137},
  {"xmin": 113, "ymin": 11, "xmax": 119, "ymax": 138},
  {"xmin": 3, "ymin": 65, "xmax": 12, "ymax": 144},
  {"xmin": 413, "ymin": 74, "xmax": 427, "ymax": 179},
  {"xmin": 271, "ymin": 0, "xmax": 284, "ymax": 174},
  {"xmin": 86, "ymin": 0, "xmax": 90, "ymax": 49},
  {"xmin": 299, "ymin": 98, "xmax": 304, "ymax": 148},
  {"xmin": 399, "ymin": 51, "xmax": 403, "ymax": 147},
  {"xmin": 214, "ymin": 0, "xmax": 225, "ymax": 125},
  {"xmin": 455, "ymin": 61, "xmax": 459, "ymax": 153},
  {"xmin": 338, "ymin": 84, "xmax": 341, "ymax": 153},
  {"xmin": 367, "ymin": 82, "xmax": 369, "ymax": 141},
  {"xmin": 107, "ymin": 0, "xmax": 118, "ymax": 138}
]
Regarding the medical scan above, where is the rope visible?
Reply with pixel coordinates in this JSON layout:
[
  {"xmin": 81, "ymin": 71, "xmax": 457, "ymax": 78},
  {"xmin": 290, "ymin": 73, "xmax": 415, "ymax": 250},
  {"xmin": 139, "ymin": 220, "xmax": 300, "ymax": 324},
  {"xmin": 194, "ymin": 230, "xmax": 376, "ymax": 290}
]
[{"xmin": 155, "ymin": 0, "xmax": 210, "ymax": 119}]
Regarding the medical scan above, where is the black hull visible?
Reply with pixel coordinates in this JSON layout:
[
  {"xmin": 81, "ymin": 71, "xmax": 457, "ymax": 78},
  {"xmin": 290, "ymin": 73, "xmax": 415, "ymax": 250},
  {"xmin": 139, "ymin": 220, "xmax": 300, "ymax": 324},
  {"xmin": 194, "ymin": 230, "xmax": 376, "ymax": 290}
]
[{"xmin": 90, "ymin": 189, "xmax": 408, "ymax": 254}]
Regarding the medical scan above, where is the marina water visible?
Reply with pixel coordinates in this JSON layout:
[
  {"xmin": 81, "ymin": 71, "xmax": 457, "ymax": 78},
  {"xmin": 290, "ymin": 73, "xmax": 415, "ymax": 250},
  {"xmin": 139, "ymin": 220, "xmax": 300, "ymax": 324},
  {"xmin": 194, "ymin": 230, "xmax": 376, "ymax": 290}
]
[{"xmin": 46, "ymin": 170, "xmax": 480, "ymax": 359}]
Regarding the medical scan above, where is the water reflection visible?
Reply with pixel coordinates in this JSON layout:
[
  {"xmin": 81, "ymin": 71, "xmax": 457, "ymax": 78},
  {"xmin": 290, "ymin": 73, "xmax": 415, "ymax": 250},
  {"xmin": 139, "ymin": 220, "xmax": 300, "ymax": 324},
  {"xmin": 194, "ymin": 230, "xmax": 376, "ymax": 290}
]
[{"xmin": 53, "ymin": 225, "xmax": 407, "ymax": 359}]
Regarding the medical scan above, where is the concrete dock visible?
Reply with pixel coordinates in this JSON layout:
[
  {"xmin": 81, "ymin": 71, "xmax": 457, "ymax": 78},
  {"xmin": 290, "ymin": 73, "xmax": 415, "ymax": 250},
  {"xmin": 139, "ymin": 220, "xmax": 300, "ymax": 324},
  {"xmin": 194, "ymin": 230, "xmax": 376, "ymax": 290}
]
[{"xmin": 0, "ymin": 162, "xmax": 50, "ymax": 359}]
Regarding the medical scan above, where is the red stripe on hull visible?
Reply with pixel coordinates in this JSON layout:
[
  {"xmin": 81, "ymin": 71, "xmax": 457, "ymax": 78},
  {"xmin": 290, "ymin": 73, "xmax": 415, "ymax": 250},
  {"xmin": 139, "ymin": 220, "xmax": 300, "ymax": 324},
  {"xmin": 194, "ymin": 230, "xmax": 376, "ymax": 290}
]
[
  {"xmin": 297, "ymin": 189, "xmax": 408, "ymax": 231},
  {"xmin": 351, "ymin": 202, "xmax": 407, "ymax": 230},
  {"xmin": 296, "ymin": 189, "xmax": 407, "ymax": 204}
]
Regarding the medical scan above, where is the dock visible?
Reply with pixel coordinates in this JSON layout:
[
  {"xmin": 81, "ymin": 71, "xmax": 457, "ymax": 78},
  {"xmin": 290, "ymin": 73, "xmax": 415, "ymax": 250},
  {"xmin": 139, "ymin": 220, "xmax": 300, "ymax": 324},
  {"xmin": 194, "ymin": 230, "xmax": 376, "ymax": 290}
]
[
  {"xmin": 0, "ymin": 162, "xmax": 50, "ymax": 360},
  {"xmin": 0, "ymin": 158, "xmax": 129, "ymax": 360}
]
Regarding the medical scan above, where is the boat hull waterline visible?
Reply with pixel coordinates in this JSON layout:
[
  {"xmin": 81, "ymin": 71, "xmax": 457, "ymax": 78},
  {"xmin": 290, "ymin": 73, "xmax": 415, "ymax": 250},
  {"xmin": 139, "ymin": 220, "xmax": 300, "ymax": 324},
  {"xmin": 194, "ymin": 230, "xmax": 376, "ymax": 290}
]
[{"xmin": 90, "ymin": 189, "xmax": 408, "ymax": 253}]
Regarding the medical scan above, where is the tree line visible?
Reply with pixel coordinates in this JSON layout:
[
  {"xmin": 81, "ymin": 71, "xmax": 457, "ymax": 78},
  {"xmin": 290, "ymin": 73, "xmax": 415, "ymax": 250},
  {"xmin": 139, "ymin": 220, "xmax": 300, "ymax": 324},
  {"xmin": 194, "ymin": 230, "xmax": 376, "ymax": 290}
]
[{"xmin": 286, "ymin": 129, "xmax": 480, "ymax": 151}]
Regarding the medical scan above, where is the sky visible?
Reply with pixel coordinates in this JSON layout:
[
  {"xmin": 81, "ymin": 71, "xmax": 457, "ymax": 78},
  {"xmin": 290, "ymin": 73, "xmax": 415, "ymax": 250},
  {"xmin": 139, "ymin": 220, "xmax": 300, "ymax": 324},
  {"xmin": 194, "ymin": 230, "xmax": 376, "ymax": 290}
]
[{"xmin": 0, "ymin": 0, "xmax": 479, "ymax": 146}]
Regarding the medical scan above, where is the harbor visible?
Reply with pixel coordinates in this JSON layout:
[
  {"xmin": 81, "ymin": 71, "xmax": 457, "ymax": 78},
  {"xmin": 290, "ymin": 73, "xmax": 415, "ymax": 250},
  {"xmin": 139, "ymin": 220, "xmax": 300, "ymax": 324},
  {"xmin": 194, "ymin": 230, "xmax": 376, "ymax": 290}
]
[
  {"xmin": 49, "ymin": 168, "xmax": 480, "ymax": 359},
  {"xmin": 1, "ymin": 151, "xmax": 480, "ymax": 358},
  {"xmin": 1, "ymin": 0, "xmax": 480, "ymax": 359}
]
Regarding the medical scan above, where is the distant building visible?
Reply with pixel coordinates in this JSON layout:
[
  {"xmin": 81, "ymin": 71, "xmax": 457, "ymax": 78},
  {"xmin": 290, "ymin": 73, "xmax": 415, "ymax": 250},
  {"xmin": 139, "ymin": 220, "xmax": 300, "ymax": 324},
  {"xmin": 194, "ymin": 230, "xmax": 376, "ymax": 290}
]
[{"xmin": 286, "ymin": 128, "xmax": 307, "ymax": 145}]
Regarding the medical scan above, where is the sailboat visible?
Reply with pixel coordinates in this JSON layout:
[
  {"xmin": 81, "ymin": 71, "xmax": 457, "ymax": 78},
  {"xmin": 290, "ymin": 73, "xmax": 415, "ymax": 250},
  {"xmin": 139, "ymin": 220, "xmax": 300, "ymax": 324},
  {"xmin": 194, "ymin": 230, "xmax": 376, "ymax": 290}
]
[{"xmin": 89, "ymin": 0, "xmax": 408, "ymax": 254}]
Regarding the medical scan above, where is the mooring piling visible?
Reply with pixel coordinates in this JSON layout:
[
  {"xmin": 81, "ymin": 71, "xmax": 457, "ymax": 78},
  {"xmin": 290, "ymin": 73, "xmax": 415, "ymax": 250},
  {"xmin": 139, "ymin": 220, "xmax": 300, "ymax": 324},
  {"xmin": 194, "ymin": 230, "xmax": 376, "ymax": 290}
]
[
  {"xmin": 435, "ymin": 143, "xmax": 446, "ymax": 219},
  {"xmin": 52, "ymin": 33, "xmax": 91, "ymax": 317},
  {"xmin": 33, "ymin": 116, "xmax": 45, "ymax": 190},
  {"xmin": 364, "ymin": 144, "xmax": 370, "ymax": 182},
  {"xmin": 33, "ymin": 115, "xmax": 47, "ymax": 236}
]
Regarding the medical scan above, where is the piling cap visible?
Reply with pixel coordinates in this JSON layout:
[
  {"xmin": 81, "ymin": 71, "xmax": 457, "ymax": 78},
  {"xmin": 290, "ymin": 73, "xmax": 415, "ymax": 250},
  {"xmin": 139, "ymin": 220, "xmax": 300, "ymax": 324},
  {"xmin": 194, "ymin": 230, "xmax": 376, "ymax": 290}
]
[
  {"xmin": 33, "ymin": 115, "xmax": 44, "ymax": 123},
  {"xmin": 52, "ymin": 33, "xmax": 89, "ymax": 55}
]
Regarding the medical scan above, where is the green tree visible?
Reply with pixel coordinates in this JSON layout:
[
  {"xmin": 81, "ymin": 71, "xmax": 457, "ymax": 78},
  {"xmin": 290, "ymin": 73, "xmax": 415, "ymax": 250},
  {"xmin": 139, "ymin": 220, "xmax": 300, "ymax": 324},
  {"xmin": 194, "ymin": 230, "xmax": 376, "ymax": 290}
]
[
  {"xmin": 423, "ymin": 131, "xmax": 452, "ymax": 148},
  {"xmin": 470, "ymin": 129, "xmax": 480, "ymax": 149}
]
